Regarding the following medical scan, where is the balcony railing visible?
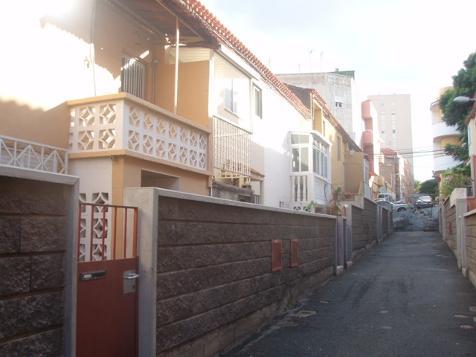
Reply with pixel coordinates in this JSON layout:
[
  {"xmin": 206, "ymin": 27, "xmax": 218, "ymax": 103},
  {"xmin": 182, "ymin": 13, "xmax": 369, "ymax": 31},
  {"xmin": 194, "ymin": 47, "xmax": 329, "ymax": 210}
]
[
  {"xmin": 213, "ymin": 116, "xmax": 251, "ymax": 180},
  {"xmin": 68, "ymin": 93, "xmax": 209, "ymax": 172},
  {"xmin": 0, "ymin": 135, "xmax": 68, "ymax": 174},
  {"xmin": 434, "ymin": 155, "xmax": 460, "ymax": 172},
  {"xmin": 432, "ymin": 121, "xmax": 458, "ymax": 140},
  {"xmin": 291, "ymin": 172, "xmax": 329, "ymax": 210}
]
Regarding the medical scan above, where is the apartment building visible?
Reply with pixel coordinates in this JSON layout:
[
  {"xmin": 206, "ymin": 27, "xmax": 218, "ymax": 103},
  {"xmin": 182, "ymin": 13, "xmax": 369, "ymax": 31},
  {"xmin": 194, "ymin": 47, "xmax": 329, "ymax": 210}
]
[
  {"xmin": 277, "ymin": 70, "xmax": 361, "ymax": 143},
  {"xmin": 431, "ymin": 94, "xmax": 460, "ymax": 176},
  {"xmin": 367, "ymin": 94, "xmax": 414, "ymax": 185},
  {"xmin": 361, "ymin": 100, "xmax": 386, "ymax": 199}
]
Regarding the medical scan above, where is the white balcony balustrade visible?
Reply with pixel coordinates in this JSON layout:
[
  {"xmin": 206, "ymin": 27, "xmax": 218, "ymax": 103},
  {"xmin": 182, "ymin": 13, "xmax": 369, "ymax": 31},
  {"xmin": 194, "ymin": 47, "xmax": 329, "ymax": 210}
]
[
  {"xmin": 434, "ymin": 154, "xmax": 460, "ymax": 173},
  {"xmin": 291, "ymin": 172, "xmax": 329, "ymax": 210},
  {"xmin": 68, "ymin": 93, "xmax": 210, "ymax": 172},
  {"xmin": 0, "ymin": 135, "xmax": 68, "ymax": 174},
  {"xmin": 432, "ymin": 121, "xmax": 458, "ymax": 140}
]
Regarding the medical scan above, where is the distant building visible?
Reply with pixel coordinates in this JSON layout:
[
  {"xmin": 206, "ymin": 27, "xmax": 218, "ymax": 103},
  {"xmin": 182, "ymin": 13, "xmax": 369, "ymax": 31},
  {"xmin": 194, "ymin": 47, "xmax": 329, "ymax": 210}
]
[
  {"xmin": 361, "ymin": 99, "xmax": 385, "ymax": 199},
  {"xmin": 277, "ymin": 70, "xmax": 361, "ymax": 142},
  {"xmin": 367, "ymin": 94, "xmax": 414, "ymax": 184},
  {"xmin": 380, "ymin": 148, "xmax": 413, "ymax": 202},
  {"xmin": 431, "ymin": 93, "xmax": 460, "ymax": 176}
]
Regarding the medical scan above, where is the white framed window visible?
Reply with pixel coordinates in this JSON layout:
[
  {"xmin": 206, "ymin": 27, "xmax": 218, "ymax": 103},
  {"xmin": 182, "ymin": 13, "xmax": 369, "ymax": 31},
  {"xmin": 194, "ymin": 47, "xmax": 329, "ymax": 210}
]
[
  {"xmin": 121, "ymin": 55, "xmax": 146, "ymax": 99},
  {"xmin": 291, "ymin": 134, "xmax": 309, "ymax": 172},
  {"xmin": 253, "ymin": 85, "xmax": 262, "ymax": 118},
  {"xmin": 335, "ymin": 96, "xmax": 344, "ymax": 108},
  {"xmin": 290, "ymin": 133, "xmax": 329, "ymax": 179},
  {"xmin": 312, "ymin": 138, "xmax": 329, "ymax": 179},
  {"xmin": 224, "ymin": 79, "xmax": 238, "ymax": 113}
]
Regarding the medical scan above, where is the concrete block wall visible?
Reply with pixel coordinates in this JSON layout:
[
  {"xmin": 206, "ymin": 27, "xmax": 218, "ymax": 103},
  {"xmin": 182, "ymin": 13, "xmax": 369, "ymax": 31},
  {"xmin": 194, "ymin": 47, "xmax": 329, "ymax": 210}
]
[
  {"xmin": 382, "ymin": 208, "xmax": 388, "ymax": 237},
  {"xmin": 0, "ymin": 174, "xmax": 76, "ymax": 356},
  {"xmin": 464, "ymin": 213, "xmax": 476, "ymax": 288},
  {"xmin": 154, "ymin": 193, "xmax": 336, "ymax": 356},
  {"xmin": 444, "ymin": 200, "xmax": 457, "ymax": 254},
  {"xmin": 351, "ymin": 198, "xmax": 378, "ymax": 260}
]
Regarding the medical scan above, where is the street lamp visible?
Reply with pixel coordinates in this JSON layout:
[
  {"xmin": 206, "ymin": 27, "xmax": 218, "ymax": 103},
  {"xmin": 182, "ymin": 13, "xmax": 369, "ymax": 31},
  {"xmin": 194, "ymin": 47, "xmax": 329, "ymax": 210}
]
[{"xmin": 453, "ymin": 96, "xmax": 476, "ymax": 104}]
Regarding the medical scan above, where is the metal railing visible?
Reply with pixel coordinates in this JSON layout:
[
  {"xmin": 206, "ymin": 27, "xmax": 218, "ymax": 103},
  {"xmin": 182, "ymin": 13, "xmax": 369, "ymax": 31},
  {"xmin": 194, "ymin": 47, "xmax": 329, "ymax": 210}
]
[
  {"xmin": 213, "ymin": 116, "xmax": 251, "ymax": 180},
  {"xmin": 0, "ymin": 135, "xmax": 68, "ymax": 174}
]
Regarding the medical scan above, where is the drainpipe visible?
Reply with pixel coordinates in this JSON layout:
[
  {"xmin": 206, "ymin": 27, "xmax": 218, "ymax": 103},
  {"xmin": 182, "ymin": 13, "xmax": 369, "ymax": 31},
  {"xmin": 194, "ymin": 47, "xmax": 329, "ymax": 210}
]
[{"xmin": 173, "ymin": 17, "xmax": 180, "ymax": 114}]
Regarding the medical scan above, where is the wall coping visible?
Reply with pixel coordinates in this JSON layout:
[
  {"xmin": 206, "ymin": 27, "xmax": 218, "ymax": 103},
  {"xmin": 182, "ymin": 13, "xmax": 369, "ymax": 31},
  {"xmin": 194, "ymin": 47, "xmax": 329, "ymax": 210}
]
[
  {"xmin": 464, "ymin": 207, "xmax": 476, "ymax": 217},
  {"xmin": 0, "ymin": 165, "xmax": 78, "ymax": 185},
  {"xmin": 127, "ymin": 187, "xmax": 337, "ymax": 220}
]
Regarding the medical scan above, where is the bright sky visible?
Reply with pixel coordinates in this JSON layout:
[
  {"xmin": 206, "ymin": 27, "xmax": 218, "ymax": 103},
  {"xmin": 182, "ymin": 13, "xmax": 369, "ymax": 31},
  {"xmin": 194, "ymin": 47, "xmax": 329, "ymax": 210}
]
[{"xmin": 200, "ymin": 0, "xmax": 476, "ymax": 181}]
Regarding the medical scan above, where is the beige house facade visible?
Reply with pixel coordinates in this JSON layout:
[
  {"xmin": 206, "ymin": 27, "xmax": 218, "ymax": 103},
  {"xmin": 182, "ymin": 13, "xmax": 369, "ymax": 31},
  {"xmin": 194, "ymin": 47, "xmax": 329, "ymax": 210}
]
[{"xmin": 0, "ymin": 0, "xmax": 216, "ymax": 206}]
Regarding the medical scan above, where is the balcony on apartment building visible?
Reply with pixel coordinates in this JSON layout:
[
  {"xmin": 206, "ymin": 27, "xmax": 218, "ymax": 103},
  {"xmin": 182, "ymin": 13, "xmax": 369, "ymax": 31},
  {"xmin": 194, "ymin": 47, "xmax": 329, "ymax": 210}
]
[
  {"xmin": 290, "ymin": 132, "xmax": 331, "ymax": 210},
  {"xmin": 432, "ymin": 121, "xmax": 459, "ymax": 140}
]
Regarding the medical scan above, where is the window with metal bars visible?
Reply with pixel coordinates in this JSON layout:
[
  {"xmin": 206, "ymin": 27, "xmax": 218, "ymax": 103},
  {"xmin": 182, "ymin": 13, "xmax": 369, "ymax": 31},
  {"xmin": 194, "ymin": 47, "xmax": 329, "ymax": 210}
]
[{"xmin": 121, "ymin": 55, "xmax": 146, "ymax": 99}]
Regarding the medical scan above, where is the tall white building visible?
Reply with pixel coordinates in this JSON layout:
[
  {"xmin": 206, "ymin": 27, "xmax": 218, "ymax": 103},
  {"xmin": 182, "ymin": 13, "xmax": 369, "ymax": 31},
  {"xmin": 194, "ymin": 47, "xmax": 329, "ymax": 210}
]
[
  {"xmin": 367, "ymin": 94, "xmax": 414, "ymax": 181},
  {"xmin": 277, "ymin": 70, "xmax": 361, "ymax": 142},
  {"xmin": 430, "ymin": 94, "xmax": 460, "ymax": 174}
]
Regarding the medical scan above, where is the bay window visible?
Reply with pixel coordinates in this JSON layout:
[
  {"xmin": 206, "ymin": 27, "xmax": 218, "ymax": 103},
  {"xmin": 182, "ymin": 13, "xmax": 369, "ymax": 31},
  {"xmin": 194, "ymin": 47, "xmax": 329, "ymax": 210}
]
[{"xmin": 290, "ymin": 133, "xmax": 329, "ymax": 179}]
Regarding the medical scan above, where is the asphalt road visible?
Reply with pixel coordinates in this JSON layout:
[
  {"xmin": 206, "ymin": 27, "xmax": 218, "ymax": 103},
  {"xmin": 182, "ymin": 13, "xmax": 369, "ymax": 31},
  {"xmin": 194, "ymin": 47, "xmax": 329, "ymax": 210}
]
[{"xmin": 225, "ymin": 232, "xmax": 476, "ymax": 357}]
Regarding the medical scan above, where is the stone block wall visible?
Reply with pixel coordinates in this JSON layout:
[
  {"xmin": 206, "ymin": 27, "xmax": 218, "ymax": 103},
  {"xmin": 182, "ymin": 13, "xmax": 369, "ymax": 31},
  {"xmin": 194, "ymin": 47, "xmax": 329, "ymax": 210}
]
[
  {"xmin": 444, "ymin": 200, "xmax": 457, "ymax": 254},
  {"xmin": 0, "ymin": 176, "xmax": 69, "ymax": 355},
  {"xmin": 464, "ymin": 213, "xmax": 476, "ymax": 288},
  {"xmin": 155, "ymin": 195, "xmax": 336, "ymax": 356},
  {"xmin": 351, "ymin": 198, "xmax": 378, "ymax": 260}
]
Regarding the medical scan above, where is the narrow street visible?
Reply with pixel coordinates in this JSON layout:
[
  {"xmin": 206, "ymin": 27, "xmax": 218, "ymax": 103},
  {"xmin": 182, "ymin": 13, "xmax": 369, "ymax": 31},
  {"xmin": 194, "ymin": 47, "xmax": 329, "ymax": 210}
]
[{"xmin": 226, "ymin": 232, "xmax": 476, "ymax": 357}]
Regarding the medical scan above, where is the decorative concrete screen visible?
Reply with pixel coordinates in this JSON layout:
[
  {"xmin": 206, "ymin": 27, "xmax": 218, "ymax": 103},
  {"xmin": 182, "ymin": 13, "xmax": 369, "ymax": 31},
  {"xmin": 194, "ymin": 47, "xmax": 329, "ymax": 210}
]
[
  {"xmin": 69, "ymin": 94, "xmax": 209, "ymax": 172},
  {"xmin": 0, "ymin": 170, "xmax": 77, "ymax": 356},
  {"xmin": 125, "ymin": 188, "xmax": 337, "ymax": 357}
]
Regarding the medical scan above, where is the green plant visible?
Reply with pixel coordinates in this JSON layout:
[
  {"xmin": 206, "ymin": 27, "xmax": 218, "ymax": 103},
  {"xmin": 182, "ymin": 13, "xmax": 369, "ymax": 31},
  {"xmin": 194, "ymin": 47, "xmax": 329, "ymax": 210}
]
[
  {"xmin": 439, "ymin": 51, "xmax": 476, "ymax": 162},
  {"xmin": 439, "ymin": 166, "xmax": 472, "ymax": 197}
]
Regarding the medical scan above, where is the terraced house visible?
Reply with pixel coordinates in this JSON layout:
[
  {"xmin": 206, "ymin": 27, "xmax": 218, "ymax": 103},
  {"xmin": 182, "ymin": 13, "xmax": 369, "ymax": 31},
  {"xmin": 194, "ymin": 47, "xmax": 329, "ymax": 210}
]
[
  {"xmin": 0, "ymin": 1, "xmax": 394, "ymax": 356},
  {"xmin": 0, "ymin": 0, "xmax": 370, "ymax": 212}
]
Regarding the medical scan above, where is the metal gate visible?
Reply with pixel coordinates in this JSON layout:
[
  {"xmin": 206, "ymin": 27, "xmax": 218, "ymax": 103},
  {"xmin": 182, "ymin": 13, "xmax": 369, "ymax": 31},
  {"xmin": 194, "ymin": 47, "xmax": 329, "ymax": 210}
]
[{"xmin": 76, "ymin": 202, "xmax": 139, "ymax": 357}]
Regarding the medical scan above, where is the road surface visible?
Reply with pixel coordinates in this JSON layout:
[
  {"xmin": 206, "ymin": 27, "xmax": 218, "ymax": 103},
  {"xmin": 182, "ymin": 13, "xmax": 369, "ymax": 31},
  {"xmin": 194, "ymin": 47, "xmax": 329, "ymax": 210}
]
[{"xmin": 226, "ymin": 232, "xmax": 476, "ymax": 357}]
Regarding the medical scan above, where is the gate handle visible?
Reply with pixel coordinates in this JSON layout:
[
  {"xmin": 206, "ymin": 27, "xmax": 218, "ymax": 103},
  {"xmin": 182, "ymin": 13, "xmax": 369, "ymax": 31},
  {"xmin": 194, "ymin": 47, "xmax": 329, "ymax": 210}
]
[{"xmin": 124, "ymin": 272, "xmax": 139, "ymax": 280}]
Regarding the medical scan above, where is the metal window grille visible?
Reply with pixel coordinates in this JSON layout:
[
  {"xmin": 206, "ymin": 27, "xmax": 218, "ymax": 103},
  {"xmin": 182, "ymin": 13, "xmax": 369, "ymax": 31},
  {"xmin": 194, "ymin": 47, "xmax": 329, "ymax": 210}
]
[
  {"xmin": 121, "ymin": 55, "xmax": 146, "ymax": 99},
  {"xmin": 213, "ymin": 116, "xmax": 251, "ymax": 178}
]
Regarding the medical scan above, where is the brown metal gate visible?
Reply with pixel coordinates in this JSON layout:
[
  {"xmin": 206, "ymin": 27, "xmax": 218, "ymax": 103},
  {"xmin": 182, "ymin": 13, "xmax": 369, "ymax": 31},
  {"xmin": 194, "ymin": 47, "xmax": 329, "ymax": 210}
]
[{"xmin": 76, "ymin": 203, "xmax": 139, "ymax": 357}]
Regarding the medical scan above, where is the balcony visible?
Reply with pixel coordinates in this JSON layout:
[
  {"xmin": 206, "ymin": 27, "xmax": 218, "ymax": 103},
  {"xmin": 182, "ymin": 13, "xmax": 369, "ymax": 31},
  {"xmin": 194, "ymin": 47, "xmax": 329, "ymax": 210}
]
[
  {"xmin": 68, "ymin": 93, "xmax": 210, "ymax": 173},
  {"xmin": 291, "ymin": 173, "xmax": 329, "ymax": 210},
  {"xmin": 434, "ymin": 154, "xmax": 460, "ymax": 173},
  {"xmin": 0, "ymin": 135, "xmax": 68, "ymax": 174},
  {"xmin": 432, "ymin": 121, "xmax": 458, "ymax": 140},
  {"xmin": 213, "ymin": 116, "xmax": 251, "ymax": 181}
]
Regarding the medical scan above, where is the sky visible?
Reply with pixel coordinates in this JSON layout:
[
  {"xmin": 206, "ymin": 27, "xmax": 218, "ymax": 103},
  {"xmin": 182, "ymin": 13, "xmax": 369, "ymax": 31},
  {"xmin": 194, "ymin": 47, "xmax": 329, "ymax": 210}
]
[{"xmin": 200, "ymin": 0, "xmax": 476, "ymax": 181}]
